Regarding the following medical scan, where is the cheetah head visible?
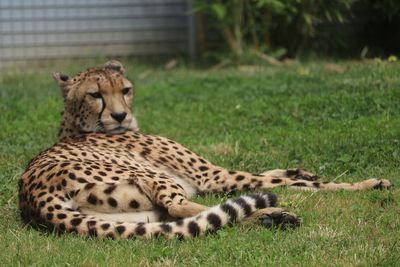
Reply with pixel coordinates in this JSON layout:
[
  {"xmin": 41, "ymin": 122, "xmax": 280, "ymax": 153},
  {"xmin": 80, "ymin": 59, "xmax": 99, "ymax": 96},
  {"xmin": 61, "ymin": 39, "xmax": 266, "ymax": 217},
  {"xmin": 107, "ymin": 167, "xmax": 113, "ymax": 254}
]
[{"xmin": 53, "ymin": 60, "xmax": 138, "ymax": 138}]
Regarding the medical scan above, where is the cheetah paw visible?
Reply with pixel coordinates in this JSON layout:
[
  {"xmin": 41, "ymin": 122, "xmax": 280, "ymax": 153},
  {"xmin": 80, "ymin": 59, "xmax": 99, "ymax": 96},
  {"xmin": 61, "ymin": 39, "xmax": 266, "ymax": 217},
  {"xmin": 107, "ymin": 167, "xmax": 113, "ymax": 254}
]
[
  {"xmin": 259, "ymin": 211, "xmax": 301, "ymax": 229},
  {"xmin": 369, "ymin": 179, "xmax": 394, "ymax": 190}
]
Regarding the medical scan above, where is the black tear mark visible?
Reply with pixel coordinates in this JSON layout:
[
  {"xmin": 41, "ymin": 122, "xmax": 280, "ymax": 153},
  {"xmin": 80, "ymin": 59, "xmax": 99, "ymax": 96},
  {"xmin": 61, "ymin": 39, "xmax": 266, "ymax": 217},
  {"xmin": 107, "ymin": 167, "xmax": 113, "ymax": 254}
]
[{"xmin": 97, "ymin": 82, "xmax": 106, "ymax": 121}]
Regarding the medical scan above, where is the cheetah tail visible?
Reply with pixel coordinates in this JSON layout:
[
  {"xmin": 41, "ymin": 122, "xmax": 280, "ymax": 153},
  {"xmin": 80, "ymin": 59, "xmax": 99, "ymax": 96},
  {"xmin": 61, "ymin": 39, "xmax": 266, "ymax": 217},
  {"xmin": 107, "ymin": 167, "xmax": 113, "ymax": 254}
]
[{"xmin": 38, "ymin": 192, "xmax": 278, "ymax": 239}]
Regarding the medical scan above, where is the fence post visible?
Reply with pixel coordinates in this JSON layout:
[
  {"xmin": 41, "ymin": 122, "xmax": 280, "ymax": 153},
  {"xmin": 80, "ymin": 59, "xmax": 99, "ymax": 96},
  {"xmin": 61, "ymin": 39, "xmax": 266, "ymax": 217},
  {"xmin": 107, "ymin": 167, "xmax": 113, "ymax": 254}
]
[{"xmin": 187, "ymin": 0, "xmax": 197, "ymax": 60}]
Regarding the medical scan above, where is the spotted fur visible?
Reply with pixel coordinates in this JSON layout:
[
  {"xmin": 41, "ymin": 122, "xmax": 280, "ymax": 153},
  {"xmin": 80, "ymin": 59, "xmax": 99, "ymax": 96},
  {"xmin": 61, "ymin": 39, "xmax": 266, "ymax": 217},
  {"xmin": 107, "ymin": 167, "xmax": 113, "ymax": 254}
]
[{"xmin": 18, "ymin": 61, "xmax": 394, "ymax": 239}]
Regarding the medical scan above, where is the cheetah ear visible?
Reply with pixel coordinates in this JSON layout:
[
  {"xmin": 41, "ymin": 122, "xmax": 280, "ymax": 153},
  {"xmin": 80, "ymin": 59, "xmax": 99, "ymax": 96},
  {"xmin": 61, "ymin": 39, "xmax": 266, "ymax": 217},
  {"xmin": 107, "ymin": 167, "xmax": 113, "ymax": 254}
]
[
  {"xmin": 104, "ymin": 60, "xmax": 126, "ymax": 75},
  {"xmin": 53, "ymin": 72, "xmax": 70, "ymax": 85},
  {"xmin": 52, "ymin": 72, "xmax": 70, "ymax": 98}
]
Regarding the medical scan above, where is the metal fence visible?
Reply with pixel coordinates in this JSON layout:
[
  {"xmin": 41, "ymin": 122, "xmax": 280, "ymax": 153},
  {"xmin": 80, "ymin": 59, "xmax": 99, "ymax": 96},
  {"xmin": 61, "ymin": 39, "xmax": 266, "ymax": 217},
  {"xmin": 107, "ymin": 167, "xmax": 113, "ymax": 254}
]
[{"xmin": 0, "ymin": 0, "xmax": 195, "ymax": 66}]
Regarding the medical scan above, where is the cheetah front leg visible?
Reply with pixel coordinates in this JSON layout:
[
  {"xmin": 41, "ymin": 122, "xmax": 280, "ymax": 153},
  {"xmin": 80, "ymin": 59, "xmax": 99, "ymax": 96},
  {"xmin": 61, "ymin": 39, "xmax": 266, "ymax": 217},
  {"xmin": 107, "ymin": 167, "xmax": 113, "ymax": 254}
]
[
  {"xmin": 261, "ymin": 168, "xmax": 319, "ymax": 182},
  {"xmin": 137, "ymin": 134, "xmax": 393, "ymax": 193},
  {"xmin": 196, "ymin": 167, "xmax": 393, "ymax": 193}
]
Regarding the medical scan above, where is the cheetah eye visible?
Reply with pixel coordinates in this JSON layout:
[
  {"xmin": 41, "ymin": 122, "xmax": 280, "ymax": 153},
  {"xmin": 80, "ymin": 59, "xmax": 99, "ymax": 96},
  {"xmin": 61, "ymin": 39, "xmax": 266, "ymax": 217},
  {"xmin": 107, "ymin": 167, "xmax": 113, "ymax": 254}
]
[
  {"xmin": 88, "ymin": 92, "xmax": 102, "ymax": 99},
  {"xmin": 122, "ymin": 87, "xmax": 131, "ymax": 95}
]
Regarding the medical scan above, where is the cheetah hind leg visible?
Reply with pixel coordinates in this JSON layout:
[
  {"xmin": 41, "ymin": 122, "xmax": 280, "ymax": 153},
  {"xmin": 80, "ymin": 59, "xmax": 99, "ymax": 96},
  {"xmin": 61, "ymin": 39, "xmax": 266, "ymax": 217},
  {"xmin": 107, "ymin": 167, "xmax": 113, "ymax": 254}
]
[{"xmin": 261, "ymin": 168, "xmax": 318, "ymax": 181}]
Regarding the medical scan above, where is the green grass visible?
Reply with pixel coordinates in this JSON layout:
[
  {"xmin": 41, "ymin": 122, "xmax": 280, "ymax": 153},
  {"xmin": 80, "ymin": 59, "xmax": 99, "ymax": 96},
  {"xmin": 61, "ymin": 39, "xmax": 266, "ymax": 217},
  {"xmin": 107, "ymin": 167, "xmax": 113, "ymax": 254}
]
[{"xmin": 0, "ymin": 60, "xmax": 399, "ymax": 266}]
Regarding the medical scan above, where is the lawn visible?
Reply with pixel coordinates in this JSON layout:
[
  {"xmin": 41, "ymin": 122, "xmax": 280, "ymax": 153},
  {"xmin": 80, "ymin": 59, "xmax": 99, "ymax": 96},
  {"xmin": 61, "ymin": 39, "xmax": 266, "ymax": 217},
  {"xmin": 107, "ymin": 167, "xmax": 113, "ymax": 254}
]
[{"xmin": 0, "ymin": 59, "xmax": 399, "ymax": 266}]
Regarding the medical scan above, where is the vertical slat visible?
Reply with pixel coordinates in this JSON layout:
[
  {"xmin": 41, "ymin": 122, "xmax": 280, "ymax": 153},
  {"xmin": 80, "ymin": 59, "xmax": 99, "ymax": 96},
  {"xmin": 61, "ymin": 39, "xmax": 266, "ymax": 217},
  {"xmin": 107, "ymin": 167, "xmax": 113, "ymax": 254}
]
[{"xmin": 187, "ymin": 0, "xmax": 196, "ymax": 60}]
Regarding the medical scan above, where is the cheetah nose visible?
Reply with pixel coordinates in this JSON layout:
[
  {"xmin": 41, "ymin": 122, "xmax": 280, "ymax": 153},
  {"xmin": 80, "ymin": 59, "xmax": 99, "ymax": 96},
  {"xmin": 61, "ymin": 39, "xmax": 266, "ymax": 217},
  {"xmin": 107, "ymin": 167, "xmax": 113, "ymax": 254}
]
[{"xmin": 111, "ymin": 112, "xmax": 127, "ymax": 123}]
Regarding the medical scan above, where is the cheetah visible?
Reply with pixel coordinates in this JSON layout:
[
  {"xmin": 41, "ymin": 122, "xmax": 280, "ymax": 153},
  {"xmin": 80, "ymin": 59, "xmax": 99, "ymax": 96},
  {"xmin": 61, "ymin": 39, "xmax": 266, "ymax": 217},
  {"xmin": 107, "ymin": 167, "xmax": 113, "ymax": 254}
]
[{"xmin": 18, "ymin": 61, "xmax": 394, "ymax": 239}]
